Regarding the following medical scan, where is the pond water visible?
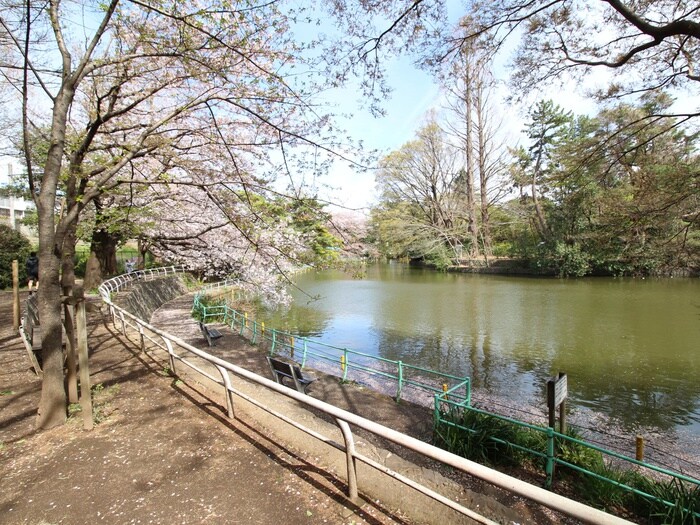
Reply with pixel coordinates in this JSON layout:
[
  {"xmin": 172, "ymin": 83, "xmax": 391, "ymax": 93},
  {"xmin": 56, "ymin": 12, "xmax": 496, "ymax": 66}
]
[{"xmin": 263, "ymin": 262, "xmax": 700, "ymax": 440}]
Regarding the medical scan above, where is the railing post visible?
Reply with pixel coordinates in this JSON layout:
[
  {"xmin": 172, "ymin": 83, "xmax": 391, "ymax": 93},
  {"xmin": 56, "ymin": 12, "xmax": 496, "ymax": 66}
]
[
  {"xmin": 341, "ymin": 350, "xmax": 349, "ymax": 381},
  {"xmin": 270, "ymin": 329, "xmax": 277, "ymax": 354},
  {"xmin": 301, "ymin": 339, "xmax": 308, "ymax": 367},
  {"xmin": 215, "ymin": 365, "xmax": 235, "ymax": 419},
  {"xmin": 161, "ymin": 337, "xmax": 177, "ymax": 376},
  {"xmin": 396, "ymin": 361, "xmax": 404, "ymax": 401},
  {"xmin": 138, "ymin": 324, "xmax": 146, "ymax": 353},
  {"xmin": 251, "ymin": 321, "xmax": 257, "ymax": 344},
  {"xmin": 118, "ymin": 310, "xmax": 127, "ymax": 335},
  {"xmin": 335, "ymin": 419, "xmax": 359, "ymax": 502},
  {"xmin": 545, "ymin": 427, "xmax": 555, "ymax": 489}
]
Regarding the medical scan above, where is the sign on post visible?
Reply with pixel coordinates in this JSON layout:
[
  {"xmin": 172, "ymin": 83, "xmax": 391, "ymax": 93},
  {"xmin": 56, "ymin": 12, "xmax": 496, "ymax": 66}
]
[{"xmin": 547, "ymin": 372, "xmax": 568, "ymax": 433}]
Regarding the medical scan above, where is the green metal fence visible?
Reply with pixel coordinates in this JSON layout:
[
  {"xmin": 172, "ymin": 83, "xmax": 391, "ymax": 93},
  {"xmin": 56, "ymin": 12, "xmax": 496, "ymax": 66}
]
[
  {"xmin": 193, "ymin": 289, "xmax": 469, "ymax": 405},
  {"xmin": 434, "ymin": 387, "xmax": 700, "ymax": 521},
  {"xmin": 195, "ymin": 285, "xmax": 699, "ymax": 522}
]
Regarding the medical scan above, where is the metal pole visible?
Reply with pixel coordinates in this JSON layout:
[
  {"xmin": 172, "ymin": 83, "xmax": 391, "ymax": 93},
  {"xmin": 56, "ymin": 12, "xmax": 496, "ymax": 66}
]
[{"xmin": 545, "ymin": 427, "xmax": 555, "ymax": 489}]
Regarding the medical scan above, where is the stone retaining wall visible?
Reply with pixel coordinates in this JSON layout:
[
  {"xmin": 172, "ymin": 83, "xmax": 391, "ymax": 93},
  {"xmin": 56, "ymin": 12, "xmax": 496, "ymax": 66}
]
[{"xmin": 114, "ymin": 275, "xmax": 188, "ymax": 322}]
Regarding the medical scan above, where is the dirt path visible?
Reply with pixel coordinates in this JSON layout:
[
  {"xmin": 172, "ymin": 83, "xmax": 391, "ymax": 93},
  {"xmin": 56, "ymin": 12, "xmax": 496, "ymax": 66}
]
[
  {"xmin": 0, "ymin": 289, "xmax": 571, "ymax": 524},
  {"xmin": 0, "ymin": 292, "xmax": 417, "ymax": 525}
]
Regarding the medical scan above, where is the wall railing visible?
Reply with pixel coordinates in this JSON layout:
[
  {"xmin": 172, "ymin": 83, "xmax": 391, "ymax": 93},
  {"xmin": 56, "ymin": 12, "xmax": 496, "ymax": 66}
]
[{"xmin": 195, "ymin": 281, "xmax": 700, "ymax": 522}]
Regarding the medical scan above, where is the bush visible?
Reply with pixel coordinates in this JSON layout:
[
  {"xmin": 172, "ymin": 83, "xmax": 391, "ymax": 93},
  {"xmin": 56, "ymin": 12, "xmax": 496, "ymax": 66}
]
[
  {"xmin": 0, "ymin": 224, "xmax": 33, "ymax": 289},
  {"xmin": 553, "ymin": 242, "xmax": 591, "ymax": 277}
]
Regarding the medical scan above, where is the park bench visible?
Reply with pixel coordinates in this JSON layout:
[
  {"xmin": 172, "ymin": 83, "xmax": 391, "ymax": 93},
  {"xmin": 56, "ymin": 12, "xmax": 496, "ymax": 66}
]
[
  {"xmin": 199, "ymin": 321, "xmax": 223, "ymax": 347},
  {"xmin": 266, "ymin": 356, "xmax": 316, "ymax": 394}
]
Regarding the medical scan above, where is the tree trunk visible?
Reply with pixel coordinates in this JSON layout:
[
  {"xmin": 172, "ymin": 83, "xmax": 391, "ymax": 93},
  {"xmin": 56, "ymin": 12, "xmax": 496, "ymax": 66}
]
[
  {"xmin": 61, "ymin": 221, "xmax": 77, "ymax": 295},
  {"xmin": 91, "ymin": 227, "xmax": 119, "ymax": 276},
  {"xmin": 36, "ymin": 208, "xmax": 67, "ymax": 429},
  {"xmin": 83, "ymin": 252, "xmax": 103, "ymax": 291},
  {"xmin": 90, "ymin": 198, "xmax": 120, "ymax": 277},
  {"xmin": 462, "ymin": 48, "xmax": 480, "ymax": 259},
  {"xmin": 35, "ymin": 86, "xmax": 74, "ymax": 430},
  {"xmin": 137, "ymin": 238, "xmax": 150, "ymax": 270},
  {"xmin": 476, "ymin": 86, "xmax": 493, "ymax": 259}
]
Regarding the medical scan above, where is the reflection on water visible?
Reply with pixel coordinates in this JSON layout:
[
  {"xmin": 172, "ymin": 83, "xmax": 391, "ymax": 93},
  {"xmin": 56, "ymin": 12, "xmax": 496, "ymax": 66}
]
[{"xmin": 263, "ymin": 262, "xmax": 700, "ymax": 435}]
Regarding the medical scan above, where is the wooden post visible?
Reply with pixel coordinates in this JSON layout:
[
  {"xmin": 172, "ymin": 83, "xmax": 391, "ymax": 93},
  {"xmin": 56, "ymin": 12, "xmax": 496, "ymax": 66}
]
[
  {"xmin": 558, "ymin": 372, "xmax": 567, "ymax": 435},
  {"xmin": 64, "ymin": 299, "xmax": 79, "ymax": 403},
  {"xmin": 636, "ymin": 435, "xmax": 644, "ymax": 462},
  {"xmin": 12, "ymin": 260, "xmax": 20, "ymax": 331},
  {"xmin": 547, "ymin": 378, "xmax": 556, "ymax": 428},
  {"xmin": 76, "ymin": 292, "xmax": 93, "ymax": 430}
]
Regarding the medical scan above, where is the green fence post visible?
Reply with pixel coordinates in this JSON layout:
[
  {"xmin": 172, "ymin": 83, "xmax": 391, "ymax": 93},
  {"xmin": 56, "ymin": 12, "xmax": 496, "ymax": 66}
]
[
  {"xmin": 545, "ymin": 427, "xmax": 555, "ymax": 489},
  {"xmin": 252, "ymin": 321, "xmax": 257, "ymax": 344},
  {"xmin": 396, "ymin": 361, "xmax": 403, "ymax": 401},
  {"xmin": 270, "ymin": 329, "xmax": 277, "ymax": 355},
  {"xmin": 301, "ymin": 339, "xmax": 308, "ymax": 367}
]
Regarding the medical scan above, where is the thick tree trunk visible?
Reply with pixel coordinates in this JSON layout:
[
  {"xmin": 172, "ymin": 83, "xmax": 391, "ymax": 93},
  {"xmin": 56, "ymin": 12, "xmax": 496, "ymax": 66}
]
[
  {"xmin": 35, "ymin": 86, "xmax": 73, "ymax": 430},
  {"xmin": 91, "ymin": 227, "xmax": 119, "ymax": 277},
  {"xmin": 36, "ymin": 213, "xmax": 67, "ymax": 430},
  {"xmin": 83, "ymin": 252, "xmax": 103, "ymax": 291}
]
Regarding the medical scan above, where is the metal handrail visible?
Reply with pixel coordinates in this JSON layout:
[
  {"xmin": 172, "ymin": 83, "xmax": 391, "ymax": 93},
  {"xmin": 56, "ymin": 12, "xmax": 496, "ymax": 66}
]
[{"xmin": 99, "ymin": 269, "xmax": 633, "ymax": 525}]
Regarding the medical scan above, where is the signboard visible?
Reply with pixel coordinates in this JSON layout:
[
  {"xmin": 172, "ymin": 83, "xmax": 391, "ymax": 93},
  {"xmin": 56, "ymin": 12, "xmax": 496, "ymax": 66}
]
[
  {"xmin": 546, "ymin": 372, "xmax": 568, "ymax": 432},
  {"xmin": 553, "ymin": 374, "xmax": 567, "ymax": 407}
]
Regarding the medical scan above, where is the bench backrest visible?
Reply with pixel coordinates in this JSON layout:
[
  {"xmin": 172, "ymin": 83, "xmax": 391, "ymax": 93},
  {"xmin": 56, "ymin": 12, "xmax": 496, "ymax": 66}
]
[
  {"xmin": 199, "ymin": 321, "xmax": 214, "ymax": 346},
  {"xmin": 267, "ymin": 357, "xmax": 310, "ymax": 393}
]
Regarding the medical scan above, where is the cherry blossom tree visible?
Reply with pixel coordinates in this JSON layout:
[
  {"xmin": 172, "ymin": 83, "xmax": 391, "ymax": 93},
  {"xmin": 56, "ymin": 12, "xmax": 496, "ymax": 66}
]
[{"xmin": 0, "ymin": 0, "xmax": 350, "ymax": 429}]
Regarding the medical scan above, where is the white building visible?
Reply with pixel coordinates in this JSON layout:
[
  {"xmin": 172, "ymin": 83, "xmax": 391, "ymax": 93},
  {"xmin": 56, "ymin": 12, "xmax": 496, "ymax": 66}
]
[{"xmin": 0, "ymin": 157, "xmax": 35, "ymax": 237}]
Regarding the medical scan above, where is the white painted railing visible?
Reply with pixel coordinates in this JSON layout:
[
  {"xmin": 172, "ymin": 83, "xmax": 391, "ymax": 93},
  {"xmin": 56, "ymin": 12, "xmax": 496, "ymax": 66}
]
[{"xmin": 98, "ymin": 270, "xmax": 634, "ymax": 525}]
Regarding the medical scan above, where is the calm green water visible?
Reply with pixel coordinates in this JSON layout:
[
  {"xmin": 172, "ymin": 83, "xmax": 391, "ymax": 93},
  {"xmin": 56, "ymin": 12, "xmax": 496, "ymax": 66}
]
[{"xmin": 267, "ymin": 262, "xmax": 700, "ymax": 435}]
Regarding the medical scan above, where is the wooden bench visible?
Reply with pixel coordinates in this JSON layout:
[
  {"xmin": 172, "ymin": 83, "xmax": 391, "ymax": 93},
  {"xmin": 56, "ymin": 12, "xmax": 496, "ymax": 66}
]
[
  {"xmin": 266, "ymin": 356, "xmax": 316, "ymax": 394},
  {"xmin": 199, "ymin": 321, "xmax": 223, "ymax": 347}
]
